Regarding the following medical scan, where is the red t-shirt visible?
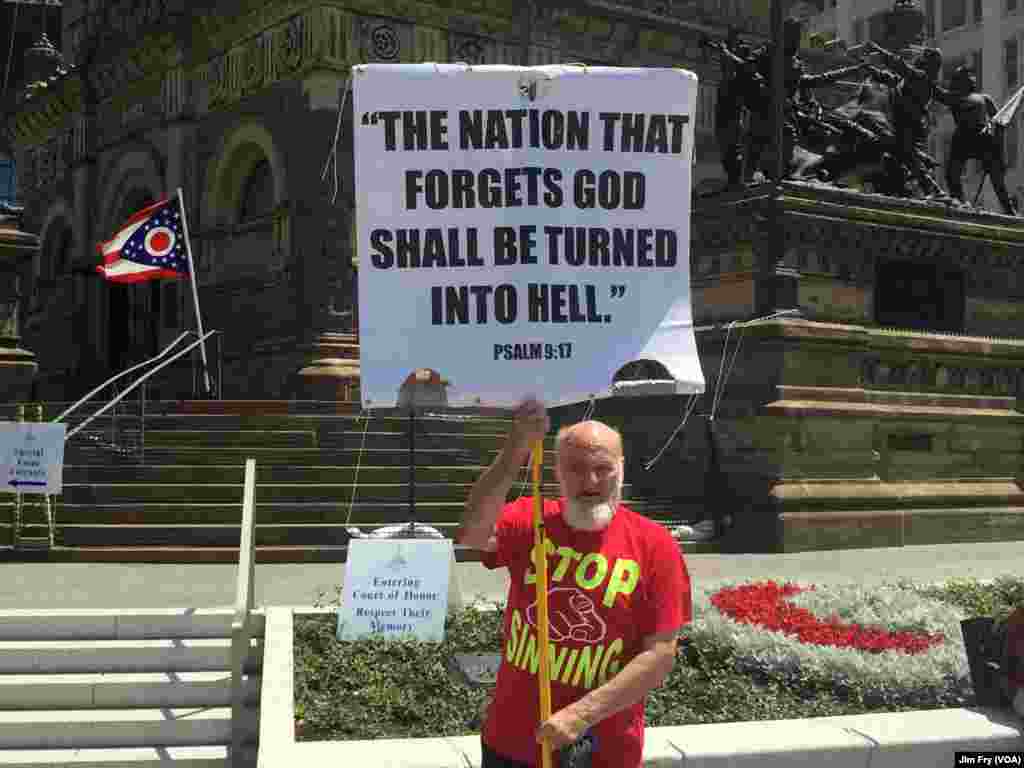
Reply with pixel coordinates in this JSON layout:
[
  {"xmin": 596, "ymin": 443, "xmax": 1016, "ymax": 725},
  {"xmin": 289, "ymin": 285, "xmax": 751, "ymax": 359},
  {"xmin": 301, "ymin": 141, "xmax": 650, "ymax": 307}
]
[{"xmin": 480, "ymin": 497, "xmax": 692, "ymax": 768}]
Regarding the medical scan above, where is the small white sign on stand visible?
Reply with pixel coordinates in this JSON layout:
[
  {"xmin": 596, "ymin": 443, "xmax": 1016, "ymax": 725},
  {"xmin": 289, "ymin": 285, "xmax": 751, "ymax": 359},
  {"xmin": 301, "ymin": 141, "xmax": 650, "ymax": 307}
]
[
  {"xmin": 337, "ymin": 538, "xmax": 454, "ymax": 642},
  {"xmin": 0, "ymin": 423, "xmax": 66, "ymax": 495}
]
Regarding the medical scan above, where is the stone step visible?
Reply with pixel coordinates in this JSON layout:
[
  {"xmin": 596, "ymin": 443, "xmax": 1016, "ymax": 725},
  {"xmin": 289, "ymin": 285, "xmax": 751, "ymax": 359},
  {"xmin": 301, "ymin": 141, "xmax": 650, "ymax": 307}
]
[
  {"xmin": 0, "ymin": 608, "xmax": 265, "ymax": 641},
  {"xmin": 0, "ymin": 745, "xmax": 243, "ymax": 767},
  {"xmin": 0, "ymin": 639, "xmax": 261, "ymax": 674},
  {"xmin": 49, "ymin": 502, "xmax": 464, "ymax": 526},
  {"xmin": 56, "ymin": 481, "xmax": 584, "ymax": 504},
  {"xmin": 0, "ymin": 672, "xmax": 259, "ymax": 710},
  {"xmin": 78, "ymin": 429, "xmax": 544, "ymax": 457},
  {"xmin": 61, "ymin": 465, "xmax": 555, "ymax": 485},
  {"xmin": 62, "ymin": 447, "xmax": 485, "ymax": 468},
  {"xmin": 64, "ymin": 413, "xmax": 514, "ymax": 435},
  {"xmin": 0, "ymin": 707, "xmax": 257, "ymax": 749},
  {"xmin": 315, "ymin": 431, "xmax": 532, "ymax": 452},
  {"xmin": 0, "ymin": 401, "xmax": 360, "ymax": 420},
  {"xmin": 0, "ymin": 538, "xmax": 722, "ymax": 564},
  {"xmin": 129, "ymin": 400, "xmax": 360, "ymax": 417},
  {"xmin": 25, "ymin": 511, "xmax": 698, "ymax": 547},
  {"xmin": 56, "ymin": 524, "xmax": 357, "ymax": 548},
  {"xmin": 141, "ymin": 431, "xmax": 318, "ymax": 449},
  {"xmin": 48, "ymin": 494, "xmax": 691, "ymax": 523}
]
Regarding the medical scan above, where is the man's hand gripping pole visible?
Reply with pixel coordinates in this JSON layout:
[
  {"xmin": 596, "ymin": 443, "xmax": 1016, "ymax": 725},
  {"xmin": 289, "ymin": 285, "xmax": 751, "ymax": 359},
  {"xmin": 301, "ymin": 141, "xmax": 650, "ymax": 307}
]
[{"xmin": 532, "ymin": 438, "xmax": 553, "ymax": 768}]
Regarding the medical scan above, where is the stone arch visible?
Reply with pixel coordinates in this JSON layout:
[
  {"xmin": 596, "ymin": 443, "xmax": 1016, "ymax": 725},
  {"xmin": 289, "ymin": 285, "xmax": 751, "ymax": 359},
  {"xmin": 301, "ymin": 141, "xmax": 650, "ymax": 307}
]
[
  {"xmin": 204, "ymin": 121, "xmax": 286, "ymax": 229},
  {"xmin": 96, "ymin": 142, "xmax": 165, "ymax": 238},
  {"xmin": 93, "ymin": 144, "xmax": 164, "ymax": 376},
  {"xmin": 37, "ymin": 198, "xmax": 73, "ymax": 282}
]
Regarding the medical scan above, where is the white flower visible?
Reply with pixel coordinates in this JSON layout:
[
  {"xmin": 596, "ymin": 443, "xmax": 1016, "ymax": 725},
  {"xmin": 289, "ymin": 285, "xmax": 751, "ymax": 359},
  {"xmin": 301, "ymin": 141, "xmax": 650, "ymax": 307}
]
[{"xmin": 690, "ymin": 579, "xmax": 971, "ymax": 697}]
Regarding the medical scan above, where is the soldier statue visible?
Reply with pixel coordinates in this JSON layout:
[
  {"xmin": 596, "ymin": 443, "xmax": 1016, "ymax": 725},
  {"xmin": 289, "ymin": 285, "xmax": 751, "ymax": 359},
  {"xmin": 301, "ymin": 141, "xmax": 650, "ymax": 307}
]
[
  {"xmin": 935, "ymin": 66, "xmax": 1018, "ymax": 215},
  {"xmin": 860, "ymin": 41, "xmax": 945, "ymax": 197},
  {"xmin": 712, "ymin": 30, "xmax": 753, "ymax": 186},
  {"xmin": 705, "ymin": 19, "xmax": 869, "ymax": 181}
]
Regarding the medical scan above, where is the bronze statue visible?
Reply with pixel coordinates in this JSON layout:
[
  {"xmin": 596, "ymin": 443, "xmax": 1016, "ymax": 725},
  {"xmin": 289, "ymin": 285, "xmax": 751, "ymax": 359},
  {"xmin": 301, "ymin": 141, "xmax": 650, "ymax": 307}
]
[
  {"xmin": 700, "ymin": 21, "xmax": 1023, "ymax": 214},
  {"xmin": 711, "ymin": 31, "xmax": 753, "ymax": 186},
  {"xmin": 936, "ymin": 66, "xmax": 1018, "ymax": 215},
  {"xmin": 704, "ymin": 20, "xmax": 869, "ymax": 182},
  {"xmin": 857, "ymin": 42, "xmax": 945, "ymax": 197}
]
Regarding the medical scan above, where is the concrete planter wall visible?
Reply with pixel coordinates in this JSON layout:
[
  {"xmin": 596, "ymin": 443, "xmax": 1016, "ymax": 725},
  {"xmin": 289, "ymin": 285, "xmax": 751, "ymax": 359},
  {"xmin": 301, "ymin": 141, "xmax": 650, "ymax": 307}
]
[{"xmin": 259, "ymin": 606, "xmax": 1024, "ymax": 768}]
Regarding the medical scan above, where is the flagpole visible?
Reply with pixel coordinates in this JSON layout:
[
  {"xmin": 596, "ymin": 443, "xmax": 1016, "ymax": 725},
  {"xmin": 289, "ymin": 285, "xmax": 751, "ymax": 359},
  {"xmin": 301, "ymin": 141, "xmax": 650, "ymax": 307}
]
[
  {"xmin": 176, "ymin": 187, "xmax": 213, "ymax": 398},
  {"xmin": 531, "ymin": 438, "xmax": 553, "ymax": 768}
]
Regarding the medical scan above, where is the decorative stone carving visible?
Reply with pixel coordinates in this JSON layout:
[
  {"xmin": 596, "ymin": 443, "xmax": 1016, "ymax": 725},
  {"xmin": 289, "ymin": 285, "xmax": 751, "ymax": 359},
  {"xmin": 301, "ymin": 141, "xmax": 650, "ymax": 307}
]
[
  {"xmin": 243, "ymin": 37, "xmax": 266, "ymax": 92},
  {"xmin": 864, "ymin": 356, "xmax": 1022, "ymax": 396},
  {"xmin": 277, "ymin": 16, "xmax": 305, "ymax": 74},
  {"xmin": 453, "ymin": 37, "xmax": 486, "ymax": 65},
  {"xmin": 369, "ymin": 24, "xmax": 401, "ymax": 61}
]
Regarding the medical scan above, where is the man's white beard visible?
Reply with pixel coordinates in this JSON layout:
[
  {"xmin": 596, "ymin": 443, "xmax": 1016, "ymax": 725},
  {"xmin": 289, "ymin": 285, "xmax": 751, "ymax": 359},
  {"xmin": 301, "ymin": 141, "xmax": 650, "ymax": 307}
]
[{"xmin": 563, "ymin": 475, "xmax": 623, "ymax": 531}]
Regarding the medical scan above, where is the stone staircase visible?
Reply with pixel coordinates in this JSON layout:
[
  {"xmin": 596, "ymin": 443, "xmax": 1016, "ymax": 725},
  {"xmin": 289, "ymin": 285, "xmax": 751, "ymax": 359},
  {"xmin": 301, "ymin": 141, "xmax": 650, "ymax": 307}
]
[
  {"xmin": 0, "ymin": 399, "xmax": 710, "ymax": 562},
  {"xmin": 0, "ymin": 607, "xmax": 261, "ymax": 766}
]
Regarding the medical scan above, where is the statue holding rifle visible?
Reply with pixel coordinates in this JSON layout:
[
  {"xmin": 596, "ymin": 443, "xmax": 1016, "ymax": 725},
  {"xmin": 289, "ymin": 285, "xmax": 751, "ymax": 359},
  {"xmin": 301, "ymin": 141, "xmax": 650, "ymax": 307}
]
[
  {"xmin": 703, "ymin": 20, "xmax": 873, "ymax": 182},
  {"xmin": 856, "ymin": 41, "xmax": 946, "ymax": 197},
  {"xmin": 936, "ymin": 66, "xmax": 1019, "ymax": 215},
  {"xmin": 711, "ymin": 30, "xmax": 753, "ymax": 187}
]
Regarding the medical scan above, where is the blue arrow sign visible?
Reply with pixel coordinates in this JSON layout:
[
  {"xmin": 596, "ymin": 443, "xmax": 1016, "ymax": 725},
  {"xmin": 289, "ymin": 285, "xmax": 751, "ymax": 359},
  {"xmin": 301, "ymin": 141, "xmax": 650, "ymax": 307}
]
[{"xmin": 7, "ymin": 480, "xmax": 47, "ymax": 488}]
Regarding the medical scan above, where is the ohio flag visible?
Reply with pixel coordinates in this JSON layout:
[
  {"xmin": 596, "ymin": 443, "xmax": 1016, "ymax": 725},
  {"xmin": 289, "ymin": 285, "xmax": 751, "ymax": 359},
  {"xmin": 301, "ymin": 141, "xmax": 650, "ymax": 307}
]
[{"xmin": 96, "ymin": 196, "xmax": 190, "ymax": 283}]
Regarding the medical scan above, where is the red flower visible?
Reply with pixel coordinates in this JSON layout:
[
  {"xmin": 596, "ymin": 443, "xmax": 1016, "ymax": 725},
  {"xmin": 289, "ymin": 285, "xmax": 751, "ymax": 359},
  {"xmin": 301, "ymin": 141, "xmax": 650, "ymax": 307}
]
[{"xmin": 710, "ymin": 581, "xmax": 944, "ymax": 654}]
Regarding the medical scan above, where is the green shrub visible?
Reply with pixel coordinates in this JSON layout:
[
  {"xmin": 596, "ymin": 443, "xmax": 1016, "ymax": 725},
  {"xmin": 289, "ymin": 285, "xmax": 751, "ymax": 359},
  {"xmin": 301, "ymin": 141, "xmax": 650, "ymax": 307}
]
[{"xmin": 294, "ymin": 577, "xmax": 1024, "ymax": 741}]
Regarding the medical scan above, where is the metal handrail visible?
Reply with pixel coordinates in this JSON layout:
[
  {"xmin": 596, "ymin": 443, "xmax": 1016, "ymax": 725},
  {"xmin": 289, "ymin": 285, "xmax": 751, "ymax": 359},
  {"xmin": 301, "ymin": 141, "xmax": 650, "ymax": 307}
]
[
  {"xmin": 53, "ymin": 330, "xmax": 194, "ymax": 425},
  {"xmin": 64, "ymin": 330, "xmax": 219, "ymax": 441},
  {"xmin": 230, "ymin": 458, "xmax": 258, "ymax": 765}
]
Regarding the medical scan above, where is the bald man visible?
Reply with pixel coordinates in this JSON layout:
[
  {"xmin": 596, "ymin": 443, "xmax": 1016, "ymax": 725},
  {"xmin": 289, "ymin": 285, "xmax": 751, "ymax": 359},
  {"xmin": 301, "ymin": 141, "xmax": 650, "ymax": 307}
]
[{"xmin": 457, "ymin": 398, "xmax": 692, "ymax": 768}]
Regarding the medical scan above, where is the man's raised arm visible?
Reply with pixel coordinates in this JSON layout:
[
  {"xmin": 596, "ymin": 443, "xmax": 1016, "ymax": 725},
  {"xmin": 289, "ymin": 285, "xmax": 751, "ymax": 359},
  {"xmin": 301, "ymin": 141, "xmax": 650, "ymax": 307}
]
[{"xmin": 456, "ymin": 398, "xmax": 550, "ymax": 550}]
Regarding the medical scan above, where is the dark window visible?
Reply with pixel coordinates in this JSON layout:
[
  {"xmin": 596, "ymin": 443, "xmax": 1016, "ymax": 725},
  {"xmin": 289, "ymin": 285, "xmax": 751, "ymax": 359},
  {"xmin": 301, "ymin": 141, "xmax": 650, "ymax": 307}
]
[
  {"xmin": 974, "ymin": 0, "xmax": 983, "ymax": 23},
  {"xmin": 1010, "ymin": 0, "xmax": 1019, "ymax": 14},
  {"xmin": 972, "ymin": 49, "xmax": 983, "ymax": 87},
  {"xmin": 875, "ymin": 261, "xmax": 964, "ymax": 333},
  {"xmin": 942, "ymin": 0, "xmax": 966, "ymax": 29},
  {"xmin": 925, "ymin": 0, "xmax": 936, "ymax": 37},
  {"xmin": 119, "ymin": 191, "xmax": 155, "ymax": 223},
  {"xmin": 1007, "ymin": 38, "xmax": 1019, "ymax": 90},
  {"xmin": 163, "ymin": 282, "xmax": 179, "ymax": 329},
  {"xmin": 55, "ymin": 228, "xmax": 72, "ymax": 275},
  {"xmin": 853, "ymin": 18, "xmax": 865, "ymax": 44},
  {"xmin": 238, "ymin": 159, "xmax": 274, "ymax": 222},
  {"xmin": 888, "ymin": 434, "xmax": 933, "ymax": 452}
]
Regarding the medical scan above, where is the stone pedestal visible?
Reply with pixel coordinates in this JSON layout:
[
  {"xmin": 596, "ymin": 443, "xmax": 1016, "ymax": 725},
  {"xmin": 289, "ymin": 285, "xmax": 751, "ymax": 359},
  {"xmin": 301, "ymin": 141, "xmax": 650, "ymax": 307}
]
[
  {"xmin": 0, "ymin": 213, "xmax": 39, "ymax": 403},
  {"xmin": 687, "ymin": 182, "xmax": 1024, "ymax": 552},
  {"xmin": 289, "ymin": 332, "xmax": 361, "ymax": 402}
]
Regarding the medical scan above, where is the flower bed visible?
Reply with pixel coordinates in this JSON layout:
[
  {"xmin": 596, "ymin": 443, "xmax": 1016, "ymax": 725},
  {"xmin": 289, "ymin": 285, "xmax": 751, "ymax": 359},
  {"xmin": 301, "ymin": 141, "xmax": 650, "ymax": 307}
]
[
  {"xmin": 294, "ymin": 576, "xmax": 1024, "ymax": 741},
  {"xmin": 694, "ymin": 580, "xmax": 972, "ymax": 707}
]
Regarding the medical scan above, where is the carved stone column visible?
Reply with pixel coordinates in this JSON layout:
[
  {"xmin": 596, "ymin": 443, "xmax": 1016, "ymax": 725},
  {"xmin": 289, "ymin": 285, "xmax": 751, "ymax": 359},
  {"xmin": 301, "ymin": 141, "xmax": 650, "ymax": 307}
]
[
  {"xmin": 289, "ymin": 206, "xmax": 361, "ymax": 403},
  {"xmin": 0, "ymin": 212, "xmax": 39, "ymax": 402}
]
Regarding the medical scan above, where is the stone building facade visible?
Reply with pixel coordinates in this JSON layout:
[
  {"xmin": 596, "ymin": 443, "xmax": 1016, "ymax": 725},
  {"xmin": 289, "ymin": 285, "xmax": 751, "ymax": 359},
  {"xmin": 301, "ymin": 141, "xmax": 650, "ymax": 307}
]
[{"xmin": 5, "ymin": 0, "xmax": 769, "ymax": 402}]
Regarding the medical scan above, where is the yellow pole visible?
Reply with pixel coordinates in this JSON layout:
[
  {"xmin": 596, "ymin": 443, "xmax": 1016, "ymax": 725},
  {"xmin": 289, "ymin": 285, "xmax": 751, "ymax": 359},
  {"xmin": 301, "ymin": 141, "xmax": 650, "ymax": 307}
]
[{"xmin": 531, "ymin": 438, "xmax": 553, "ymax": 768}]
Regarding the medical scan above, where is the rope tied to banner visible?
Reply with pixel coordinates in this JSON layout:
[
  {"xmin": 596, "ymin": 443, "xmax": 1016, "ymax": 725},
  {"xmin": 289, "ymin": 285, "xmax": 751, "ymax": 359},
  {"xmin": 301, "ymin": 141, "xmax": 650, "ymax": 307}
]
[
  {"xmin": 322, "ymin": 73, "xmax": 353, "ymax": 205},
  {"xmin": 344, "ymin": 408, "xmax": 372, "ymax": 529},
  {"xmin": 642, "ymin": 392, "xmax": 698, "ymax": 471}
]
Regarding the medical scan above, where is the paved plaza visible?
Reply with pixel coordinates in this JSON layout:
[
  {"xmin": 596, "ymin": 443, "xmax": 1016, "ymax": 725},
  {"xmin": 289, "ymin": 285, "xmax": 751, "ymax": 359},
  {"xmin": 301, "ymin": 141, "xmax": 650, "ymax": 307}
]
[{"xmin": 0, "ymin": 540, "xmax": 1019, "ymax": 610}]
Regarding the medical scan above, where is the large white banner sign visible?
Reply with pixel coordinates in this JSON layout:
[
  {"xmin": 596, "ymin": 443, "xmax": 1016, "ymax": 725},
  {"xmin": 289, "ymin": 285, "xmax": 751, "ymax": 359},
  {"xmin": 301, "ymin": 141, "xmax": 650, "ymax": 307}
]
[{"xmin": 354, "ymin": 64, "xmax": 706, "ymax": 408}]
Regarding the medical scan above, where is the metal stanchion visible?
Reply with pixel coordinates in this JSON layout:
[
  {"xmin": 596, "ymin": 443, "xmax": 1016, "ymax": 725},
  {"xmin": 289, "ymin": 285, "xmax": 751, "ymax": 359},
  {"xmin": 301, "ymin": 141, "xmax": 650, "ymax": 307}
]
[
  {"xmin": 11, "ymin": 404, "xmax": 24, "ymax": 548},
  {"xmin": 408, "ymin": 404, "xmax": 416, "ymax": 533},
  {"xmin": 37, "ymin": 404, "xmax": 54, "ymax": 547},
  {"xmin": 13, "ymin": 404, "xmax": 53, "ymax": 550}
]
